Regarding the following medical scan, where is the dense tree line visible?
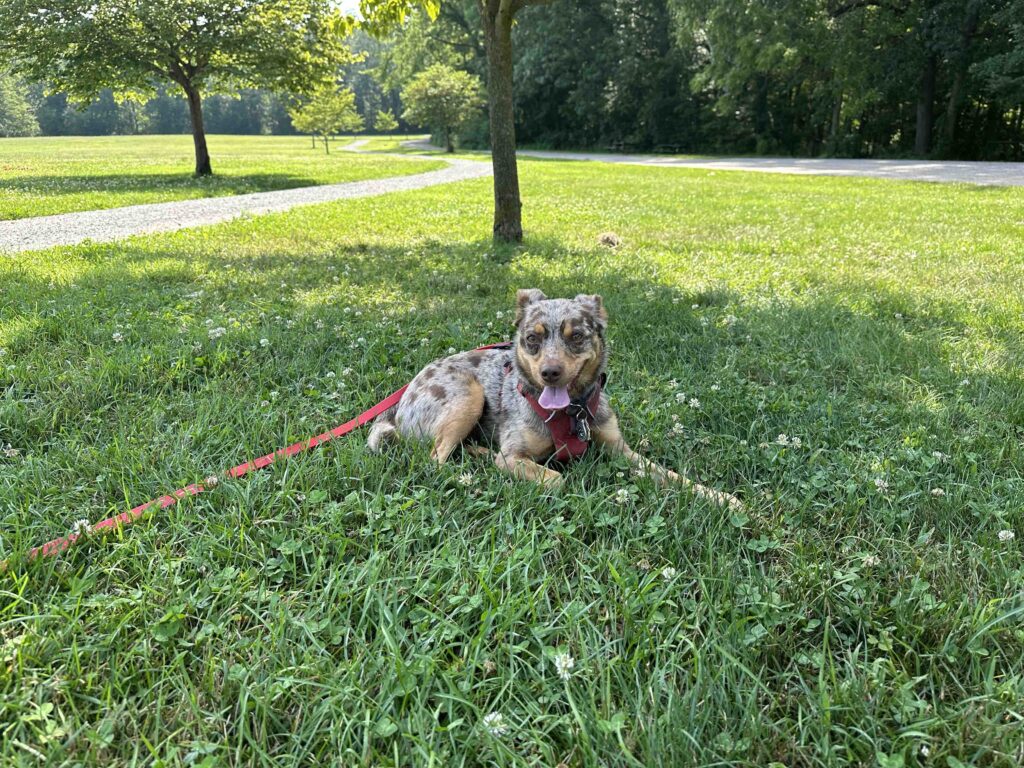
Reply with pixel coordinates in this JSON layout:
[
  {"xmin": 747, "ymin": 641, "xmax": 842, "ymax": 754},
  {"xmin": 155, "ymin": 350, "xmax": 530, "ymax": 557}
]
[
  {"xmin": 3, "ymin": 0, "xmax": 1023, "ymax": 160},
  {"xmin": 385, "ymin": 0, "xmax": 1024, "ymax": 159}
]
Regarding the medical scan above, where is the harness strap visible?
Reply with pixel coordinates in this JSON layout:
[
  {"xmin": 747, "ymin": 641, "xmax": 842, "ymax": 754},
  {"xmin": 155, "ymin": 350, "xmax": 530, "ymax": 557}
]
[{"xmin": 517, "ymin": 377, "xmax": 604, "ymax": 461}]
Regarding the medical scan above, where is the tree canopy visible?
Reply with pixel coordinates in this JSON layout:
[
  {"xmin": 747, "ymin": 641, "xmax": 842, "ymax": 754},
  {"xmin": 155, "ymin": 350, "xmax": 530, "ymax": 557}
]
[
  {"xmin": 400, "ymin": 63, "xmax": 483, "ymax": 151},
  {"xmin": 290, "ymin": 86, "xmax": 364, "ymax": 152}
]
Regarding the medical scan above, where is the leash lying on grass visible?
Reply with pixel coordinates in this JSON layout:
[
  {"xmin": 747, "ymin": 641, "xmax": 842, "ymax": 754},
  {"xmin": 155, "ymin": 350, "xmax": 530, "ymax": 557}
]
[{"xmin": 1, "ymin": 342, "xmax": 513, "ymax": 572}]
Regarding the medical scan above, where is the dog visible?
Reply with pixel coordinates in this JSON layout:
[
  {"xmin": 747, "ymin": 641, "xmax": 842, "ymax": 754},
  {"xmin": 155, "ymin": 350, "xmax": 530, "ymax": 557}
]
[{"xmin": 368, "ymin": 289, "xmax": 741, "ymax": 508}]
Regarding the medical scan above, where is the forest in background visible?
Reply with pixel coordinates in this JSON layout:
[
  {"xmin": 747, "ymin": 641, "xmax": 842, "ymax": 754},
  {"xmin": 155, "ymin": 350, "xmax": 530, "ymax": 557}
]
[{"xmin": 2, "ymin": 0, "xmax": 1023, "ymax": 160}]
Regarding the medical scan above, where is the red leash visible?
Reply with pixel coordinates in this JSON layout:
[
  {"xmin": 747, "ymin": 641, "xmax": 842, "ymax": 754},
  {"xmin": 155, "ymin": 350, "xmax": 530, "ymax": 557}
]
[{"xmin": 3, "ymin": 342, "xmax": 512, "ymax": 570}]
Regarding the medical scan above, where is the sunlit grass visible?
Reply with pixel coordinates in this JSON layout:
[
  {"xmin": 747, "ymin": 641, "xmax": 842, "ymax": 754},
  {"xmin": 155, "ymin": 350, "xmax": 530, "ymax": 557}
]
[
  {"xmin": 0, "ymin": 134, "xmax": 445, "ymax": 219},
  {"xmin": 1, "ymin": 156, "xmax": 1023, "ymax": 766}
]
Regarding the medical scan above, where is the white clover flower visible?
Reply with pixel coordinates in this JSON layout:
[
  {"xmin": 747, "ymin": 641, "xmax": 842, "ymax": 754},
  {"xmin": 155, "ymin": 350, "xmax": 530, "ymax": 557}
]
[
  {"xmin": 356, "ymin": 337, "xmax": 366, "ymax": 345},
  {"xmin": 894, "ymin": 312, "xmax": 903, "ymax": 319},
  {"xmin": 70, "ymin": 519, "xmax": 93, "ymax": 537},
  {"xmin": 998, "ymin": 529, "xmax": 1015, "ymax": 542},
  {"xmin": 874, "ymin": 478, "xmax": 890, "ymax": 493},
  {"xmin": 959, "ymin": 378, "xmax": 970, "ymax": 386},
  {"xmin": 204, "ymin": 475, "xmax": 220, "ymax": 487},
  {"xmin": 688, "ymin": 398, "xmax": 701, "ymax": 409},
  {"xmin": 671, "ymin": 422, "xmax": 686, "ymax": 435},
  {"xmin": 710, "ymin": 383, "xmax": 720, "ymax": 391},
  {"xmin": 675, "ymin": 392, "xmax": 687, "ymax": 404},
  {"xmin": 661, "ymin": 566, "xmax": 678, "ymax": 581},
  {"xmin": 495, "ymin": 310, "xmax": 504, "ymax": 319},
  {"xmin": 775, "ymin": 433, "xmax": 789, "ymax": 446},
  {"xmin": 261, "ymin": 400, "xmax": 270, "ymax": 407},
  {"xmin": 863, "ymin": 554, "xmax": 879, "ymax": 567},
  {"xmin": 315, "ymin": 320, "xmax": 324, "ymax": 329},
  {"xmin": 324, "ymin": 371, "xmax": 335, "ymax": 379},
  {"xmin": 260, "ymin": 338, "xmax": 270, "ymax": 347},
  {"xmin": 919, "ymin": 744, "xmax": 930, "ymax": 758},
  {"xmin": 790, "ymin": 436, "xmax": 802, "ymax": 447},
  {"xmin": 932, "ymin": 451, "xmax": 948, "ymax": 461},
  {"xmin": 447, "ymin": 347, "xmax": 457, "ymax": 355},
  {"xmin": 482, "ymin": 712, "xmax": 508, "ymax": 737},
  {"xmin": 552, "ymin": 652, "xmax": 575, "ymax": 680},
  {"xmin": 668, "ymin": 378, "xmax": 678, "ymax": 388},
  {"xmin": 342, "ymin": 368, "xmax": 353, "ymax": 377},
  {"xmin": 458, "ymin": 472, "xmax": 473, "ymax": 486},
  {"xmin": 931, "ymin": 488, "xmax": 945, "ymax": 497},
  {"xmin": 208, "ymin": 326, "xmax": 227, "ymax": 340},
  {"xmin": 112, "ymin": 332, "xmax": 124, "ymax": 343},
  {"xmin": 723, "ymin": 314, "xmax": 738, "ymax": 327},
  {"xmin": 2, "ymin": 445, "xmax": 20, "ymax": 458},
  {"xmin": 613, "ymin": 488, "xmax": 630, "ymax": 505}
]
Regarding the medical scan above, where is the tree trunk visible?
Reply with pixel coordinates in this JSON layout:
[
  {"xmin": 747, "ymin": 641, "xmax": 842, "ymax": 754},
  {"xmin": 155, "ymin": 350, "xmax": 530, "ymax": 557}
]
[
  {"xmin": 311, "ymin": 134, "xmax": 316, "ymax": 149},
  {"xmin": 828, "ymin": 93, "xmax": 842, "ymax": 154},
  {"xmin": 484, "ymin": 3, "xmax": 523, "ymax": 243},
  {"xmin": 183, "ymin": 83, "xmax": 212, "ymax": 176},
  {"xmin": 324, "ymin": 135, "xmax": 330, "ymax": 154},
  {"xmin": 445, "ymin": 127, "xmax": 454, "ymax": 153},
  {"xmin": 942, "ymin": 3, "xmax": 981, "ymax": 153},
  {"xmin": 914, "ymin": 54, "xmax": 937, "ymax": 156}
]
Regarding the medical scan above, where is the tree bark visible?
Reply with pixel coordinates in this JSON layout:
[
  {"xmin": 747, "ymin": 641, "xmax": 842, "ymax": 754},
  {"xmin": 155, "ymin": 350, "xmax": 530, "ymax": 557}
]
[
  {"xmin": 183, "ymin": 83, "xmax": 212, "ymax": 176},
  {"xmin": 914, "ymin": 54, "xmax": 937, "ymax": 156},
  {"xmin": 942, "ymin": 3, "xmax": 980, "ymax": 153},
  {"xmin": 484, "ymin": 2, "xmax": 523, "ymax": 243},
  {"xmin": 445, "ymin": 126, "xmax": 454, "ymax": 153}
]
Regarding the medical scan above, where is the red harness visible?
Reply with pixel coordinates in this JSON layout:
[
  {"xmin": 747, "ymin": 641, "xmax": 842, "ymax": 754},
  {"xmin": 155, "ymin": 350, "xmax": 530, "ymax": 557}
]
[{"xmin": 517, "ymin": 377, "xmax": 604, "ymax": 461}]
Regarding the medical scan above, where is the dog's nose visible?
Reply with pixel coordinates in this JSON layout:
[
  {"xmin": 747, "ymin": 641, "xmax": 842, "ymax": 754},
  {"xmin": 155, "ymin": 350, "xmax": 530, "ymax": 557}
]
[{"xmin": 540, "ymin": 364, "xmax": 563, "ymax": 383}]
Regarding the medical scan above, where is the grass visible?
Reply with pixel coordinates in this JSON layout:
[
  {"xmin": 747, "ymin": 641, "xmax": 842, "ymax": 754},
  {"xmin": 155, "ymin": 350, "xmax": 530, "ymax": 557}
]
[
  {"xmin": 2, "ymin": 151, "xmax": 1024, "ymax": 766},
  {"xmin": 0, "ymin": 134, "xmax": 445, "ymax": 220}
]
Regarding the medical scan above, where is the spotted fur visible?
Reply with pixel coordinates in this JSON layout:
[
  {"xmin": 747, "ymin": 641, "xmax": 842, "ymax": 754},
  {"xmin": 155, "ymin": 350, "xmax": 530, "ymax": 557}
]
[{"xmin": 367, "ymin": 289, "xmax": 742, "ymax": 507}]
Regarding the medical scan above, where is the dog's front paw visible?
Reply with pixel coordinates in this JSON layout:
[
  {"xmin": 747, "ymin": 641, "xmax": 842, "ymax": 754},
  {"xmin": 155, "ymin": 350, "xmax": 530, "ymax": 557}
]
[
  {"xmin": 539, "ymin": 469, "xmax": 564, "ymax": 491},
  {"xmin": 693, "ymin": 483, "xmax": 743, "ymax": 510}
]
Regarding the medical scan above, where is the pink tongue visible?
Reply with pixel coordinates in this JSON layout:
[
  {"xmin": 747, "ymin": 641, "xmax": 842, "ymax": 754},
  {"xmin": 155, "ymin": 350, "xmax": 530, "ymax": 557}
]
[{"xmin": 538, "ymin": 386, "xmax": 571, "ymax": 410}]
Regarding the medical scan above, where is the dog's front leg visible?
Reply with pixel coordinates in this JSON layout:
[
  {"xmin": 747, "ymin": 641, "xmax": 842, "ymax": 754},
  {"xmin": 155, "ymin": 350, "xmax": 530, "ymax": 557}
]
[
  {"xmin": 593, "ymin": 413, "xmax": 742, "ymax": 509},
  {"xmin": 493, "ymin": 451, "xmax": 564, "ymax": 489}
]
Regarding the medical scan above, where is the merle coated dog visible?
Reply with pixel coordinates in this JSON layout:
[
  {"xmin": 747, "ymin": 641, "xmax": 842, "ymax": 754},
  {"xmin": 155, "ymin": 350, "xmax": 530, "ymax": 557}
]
[{"xmin": 368, "ymin": 289, "xmax": 741, "ymax": 508}]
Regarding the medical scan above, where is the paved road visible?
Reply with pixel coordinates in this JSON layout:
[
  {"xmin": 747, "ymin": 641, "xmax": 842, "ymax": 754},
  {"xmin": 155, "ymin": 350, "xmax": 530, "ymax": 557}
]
[
  {"xmin": 0, "ymin": 154, "xmax": 490, "ymax": 254},
  {"xmin": 519, "ymin": 151, "xmax": 1024, "ymax": 186},
  {"xmin": 402, "ymin": 139, "xmax": 1023, "ymax": 186}
]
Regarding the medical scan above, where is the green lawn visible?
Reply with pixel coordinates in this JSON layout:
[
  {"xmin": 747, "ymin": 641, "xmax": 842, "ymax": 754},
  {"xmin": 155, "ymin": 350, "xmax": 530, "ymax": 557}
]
[
  {"xmin": 0, "ymin": 134, "xmax": 445, "ymax": 220},
  {"xmin": 2, "ymin": 156, "xmax": 1023, "ymax": 766}
]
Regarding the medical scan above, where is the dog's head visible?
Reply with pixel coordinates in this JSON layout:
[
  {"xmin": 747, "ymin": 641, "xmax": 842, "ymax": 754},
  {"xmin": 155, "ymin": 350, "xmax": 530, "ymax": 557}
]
[{"xmin": 513, "ymin": 289, "xmax": 608, "ymax": 396}]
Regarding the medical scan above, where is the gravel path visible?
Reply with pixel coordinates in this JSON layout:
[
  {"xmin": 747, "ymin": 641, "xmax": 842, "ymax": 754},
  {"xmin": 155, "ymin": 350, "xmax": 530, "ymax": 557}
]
[
  {"xmin": 403, "ymin": 139, "xmax": 1024, "ymax": 186},
  {"xmin": 0, "ymin": 154, "xmax": 490, "ymax": 254}
]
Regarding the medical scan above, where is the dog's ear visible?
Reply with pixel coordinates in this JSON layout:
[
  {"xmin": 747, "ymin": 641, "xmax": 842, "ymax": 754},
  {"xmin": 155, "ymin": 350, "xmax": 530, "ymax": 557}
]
[
  {"xmin": 575, "ymin": 294, "xmax": 608, "ymax": 331},
  {"xmin": 515, "ymin": 289, "xmax": 547, "ymax": 326}
]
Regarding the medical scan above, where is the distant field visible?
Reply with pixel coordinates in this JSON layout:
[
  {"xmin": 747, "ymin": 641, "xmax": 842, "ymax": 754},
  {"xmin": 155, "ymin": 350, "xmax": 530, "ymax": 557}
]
[{"xmin": 0, "ymin": 134, "xmax": 445, "ymax": 219}]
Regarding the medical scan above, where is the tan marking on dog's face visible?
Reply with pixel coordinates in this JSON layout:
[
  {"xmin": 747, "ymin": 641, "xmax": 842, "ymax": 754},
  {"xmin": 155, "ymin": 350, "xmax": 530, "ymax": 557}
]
[{"xmin": 516, "ymin": 296, "xmax": 607, "ymax": 390}]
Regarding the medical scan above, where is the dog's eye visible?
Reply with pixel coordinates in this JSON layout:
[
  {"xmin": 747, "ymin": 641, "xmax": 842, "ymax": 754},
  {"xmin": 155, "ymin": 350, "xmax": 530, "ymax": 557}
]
[{"xmin": 525, "ymin": 334, "xmax": 539, "ymax": 345}]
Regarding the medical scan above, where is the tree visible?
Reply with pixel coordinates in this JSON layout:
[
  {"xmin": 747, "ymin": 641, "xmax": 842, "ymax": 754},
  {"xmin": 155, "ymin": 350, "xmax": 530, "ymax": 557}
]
[
  {"xmin": 375, "ymin": 108, "xmax": 400, "ymax": 133},
  {"xmin": 400, "ymin": 63, "xmax": 483, "ymax": 151},
  {"xmin": 0, "ymin": 71, "xmax": 40, "ymax": 137},
  {"xmin": 290, "ymin": 86, "xmax": 364, "ymax": 153},
  {"xmin": 1, "ymin": 0, "xmax": 350, "ymax": 175},
  {"xmin": 362, "ymin": 0, "xmax": 558, "ymax": 242}
]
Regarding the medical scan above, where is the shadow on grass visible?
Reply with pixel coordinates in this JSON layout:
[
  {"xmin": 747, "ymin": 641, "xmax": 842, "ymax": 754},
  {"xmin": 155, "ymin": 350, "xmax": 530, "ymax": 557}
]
[{"xmin": 1, "ymin": 172, "xmax": 325, "ymax": 198}]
